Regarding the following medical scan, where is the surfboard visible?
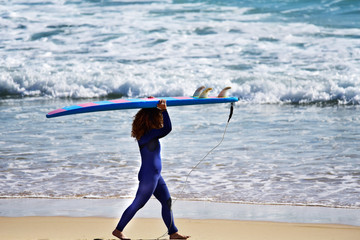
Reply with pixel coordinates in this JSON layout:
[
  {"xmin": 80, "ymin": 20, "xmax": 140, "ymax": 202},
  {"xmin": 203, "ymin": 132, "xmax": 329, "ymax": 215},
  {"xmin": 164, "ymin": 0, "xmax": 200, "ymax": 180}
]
[{"xmin": 46, "ymin": 86, "xmax": 238, "ymax": 118}]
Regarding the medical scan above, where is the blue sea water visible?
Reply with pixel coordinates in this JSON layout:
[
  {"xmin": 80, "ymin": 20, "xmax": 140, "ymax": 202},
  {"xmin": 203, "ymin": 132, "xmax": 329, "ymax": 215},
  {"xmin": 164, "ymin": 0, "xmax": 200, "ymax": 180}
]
[{"xmin": 1, "ymin": 0, "xmax": 360, "ymax": 214}]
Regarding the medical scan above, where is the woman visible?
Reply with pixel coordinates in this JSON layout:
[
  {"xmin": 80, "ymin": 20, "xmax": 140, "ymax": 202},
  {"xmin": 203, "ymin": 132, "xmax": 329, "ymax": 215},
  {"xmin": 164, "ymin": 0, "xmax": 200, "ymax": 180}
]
[{"xmin": 113, "ymin": 99, "xmax": 190, "ymax": 240}]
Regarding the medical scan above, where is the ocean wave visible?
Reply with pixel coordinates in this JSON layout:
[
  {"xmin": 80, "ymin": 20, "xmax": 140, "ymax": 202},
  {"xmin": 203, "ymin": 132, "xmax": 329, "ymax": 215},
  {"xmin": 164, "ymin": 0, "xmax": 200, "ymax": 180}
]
[
  {"xmin": 232, "ymin": 79, "xmax": 360, "ymax": 105},
  {"xmin": 1, "ymin": 0, "xmax": 359, "ymax": 105},
  {"xmin": 1, "ymin": 72, "xmax": 359, "ymax": 105}
]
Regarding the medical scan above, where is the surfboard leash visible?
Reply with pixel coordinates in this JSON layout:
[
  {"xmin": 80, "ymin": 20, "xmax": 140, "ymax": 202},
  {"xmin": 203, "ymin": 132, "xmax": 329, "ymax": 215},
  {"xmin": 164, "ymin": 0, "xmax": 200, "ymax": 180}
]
[
  {"xmin": 175, "ymin": 102, "xmax": 234, "ymax": 202},
  {"xmin": 155, "ymin": 102, "xmax": 235, "ymax": 240}
]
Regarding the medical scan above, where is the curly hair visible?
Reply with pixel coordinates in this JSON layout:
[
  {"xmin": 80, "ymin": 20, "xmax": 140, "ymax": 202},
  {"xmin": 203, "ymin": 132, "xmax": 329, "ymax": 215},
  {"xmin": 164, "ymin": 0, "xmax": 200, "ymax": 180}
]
[{"xmin": 131, "ymin": 108, "xmax": 163, "ymax": 140}]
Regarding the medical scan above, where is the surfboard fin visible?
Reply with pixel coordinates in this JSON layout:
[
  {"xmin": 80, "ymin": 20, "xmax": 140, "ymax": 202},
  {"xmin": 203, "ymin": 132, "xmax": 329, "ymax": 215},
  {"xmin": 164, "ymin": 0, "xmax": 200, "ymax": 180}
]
[
  {"xmin": 199, "ymin": 87, "xmax": 213, "ymax": 98},
  {"xmin": 193, "ymin": 86, "xmax": 206, "ymax": 97},
  {"xmin": 218, "ymin": 87, "xmax": 231, "ymax": 98}
]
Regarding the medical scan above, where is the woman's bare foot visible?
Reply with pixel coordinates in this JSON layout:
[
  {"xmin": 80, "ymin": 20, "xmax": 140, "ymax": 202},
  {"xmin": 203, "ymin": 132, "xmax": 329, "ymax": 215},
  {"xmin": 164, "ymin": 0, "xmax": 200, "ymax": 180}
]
[
  {"xmin": 112, "ymin": 229, "xmax": 130, "ymax": 240},
  {"xmin": 170, "ymin": 232, "xmax": 190, "ymax": 239}
]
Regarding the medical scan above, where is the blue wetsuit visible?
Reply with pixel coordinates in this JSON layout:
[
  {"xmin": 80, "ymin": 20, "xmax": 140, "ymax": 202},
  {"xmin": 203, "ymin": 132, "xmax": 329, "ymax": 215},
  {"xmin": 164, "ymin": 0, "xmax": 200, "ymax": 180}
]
[{"xmin": 116, "ymin": 110, "xmax": 178, "ymax": 235}]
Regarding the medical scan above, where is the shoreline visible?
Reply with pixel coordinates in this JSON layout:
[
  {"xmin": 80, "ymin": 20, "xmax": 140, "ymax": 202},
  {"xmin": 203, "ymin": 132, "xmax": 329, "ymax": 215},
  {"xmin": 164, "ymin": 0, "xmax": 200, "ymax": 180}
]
[
  {"xmin": 1, "ymin": 198, "xmax": 360, "ymax": 226},
  {"xmin": 1, "ymin": 216, "xmax": 360, "ymax": 240}
]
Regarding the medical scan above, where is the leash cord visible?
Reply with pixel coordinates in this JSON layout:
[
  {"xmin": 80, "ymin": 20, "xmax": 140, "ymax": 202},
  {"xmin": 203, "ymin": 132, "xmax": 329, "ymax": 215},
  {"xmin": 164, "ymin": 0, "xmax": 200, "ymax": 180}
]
[{"xmin": 156, "ymin": 103, "xmax": 234, "ymax": 239}]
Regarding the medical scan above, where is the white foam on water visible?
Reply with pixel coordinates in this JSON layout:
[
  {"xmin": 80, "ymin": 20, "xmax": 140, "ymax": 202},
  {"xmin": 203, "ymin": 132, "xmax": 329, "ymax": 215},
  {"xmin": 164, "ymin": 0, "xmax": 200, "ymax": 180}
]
[
  {"xmin": 1, "ymin": 0, "xmax": 360, "ymax": 209},
  {"xmin": 1, "ymin": 1, "xmax": 359, "ymax": 103}
]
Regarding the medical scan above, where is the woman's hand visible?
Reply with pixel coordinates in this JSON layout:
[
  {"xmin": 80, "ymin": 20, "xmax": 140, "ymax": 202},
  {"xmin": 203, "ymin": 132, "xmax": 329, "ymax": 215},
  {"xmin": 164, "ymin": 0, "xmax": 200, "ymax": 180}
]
[{"xmin": 157, "ymin": 99, "xmax": 167, "ymax": 111}]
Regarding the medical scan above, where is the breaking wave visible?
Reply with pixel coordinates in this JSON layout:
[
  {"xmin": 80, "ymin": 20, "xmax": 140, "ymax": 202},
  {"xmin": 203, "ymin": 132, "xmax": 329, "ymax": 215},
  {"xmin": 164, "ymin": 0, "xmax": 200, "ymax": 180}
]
[{"xmin": 1, "ymin": 0, "xmax": 359, "ymax": 104}]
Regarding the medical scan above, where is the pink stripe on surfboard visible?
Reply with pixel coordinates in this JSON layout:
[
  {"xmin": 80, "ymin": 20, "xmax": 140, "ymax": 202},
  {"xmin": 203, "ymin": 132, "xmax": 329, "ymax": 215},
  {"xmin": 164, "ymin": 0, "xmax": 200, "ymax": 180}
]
[
  {"xmin": 78, "ymin": 102, "xmax": 99, "ymax": 107},
  {"xmin": 109, "ymin": 99, "xmax": 131, "ymax": 103},
  {"xmin": 47, "ymin": 108, "xmax": 67, "ymax": 115}
]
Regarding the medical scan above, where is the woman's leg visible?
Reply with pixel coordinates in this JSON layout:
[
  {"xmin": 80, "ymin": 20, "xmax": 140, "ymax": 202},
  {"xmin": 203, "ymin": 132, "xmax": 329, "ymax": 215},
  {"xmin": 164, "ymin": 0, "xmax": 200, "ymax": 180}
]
[
  {"xmin": 153, "ymin": 176, "xmax": 178, "ymax": 235},
  {"xmin": 116, "ymin": 178, "xmax": 157, "ymax": 231}
]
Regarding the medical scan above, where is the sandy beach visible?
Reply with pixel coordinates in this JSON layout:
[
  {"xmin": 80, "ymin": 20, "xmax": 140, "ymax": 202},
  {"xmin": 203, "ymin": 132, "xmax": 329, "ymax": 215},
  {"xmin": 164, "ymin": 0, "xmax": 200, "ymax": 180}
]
[
  {"xmin": 1, "ymin": 216, "xmax": 359, "ymax": 240},
  {"xmin": 2, "ymin": 1, "xmax": 360, "ymax": 240}
]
